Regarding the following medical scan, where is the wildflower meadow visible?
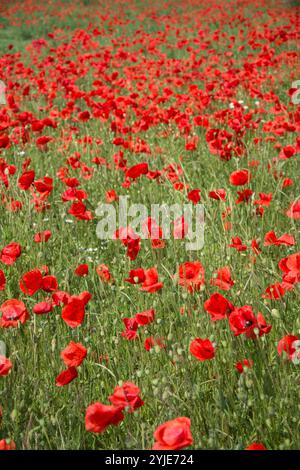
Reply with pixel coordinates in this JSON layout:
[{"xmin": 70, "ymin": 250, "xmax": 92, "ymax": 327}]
[{"xmin": 0, "ymin": 0, "xmax": 299, "ymax": 451}]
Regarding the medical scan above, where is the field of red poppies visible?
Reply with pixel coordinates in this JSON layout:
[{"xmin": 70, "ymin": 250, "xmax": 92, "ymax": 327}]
[{"xmin": 0, "ymin": 0, "xmax": 299, "ymax": 451}]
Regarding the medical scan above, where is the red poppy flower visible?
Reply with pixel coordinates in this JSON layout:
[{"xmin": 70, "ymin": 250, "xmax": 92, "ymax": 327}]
[
  {"xmin": 68, "ymin": 201, "xmax": 93, "ymax": 220},
  {"xmin": 55, "ymin": 367, "xmax": 78, "ymax": 386},
  {"xmin": 245, "ymin": 443, "xmax": 267, "ymax": 450},
  {"xmin": 0, "ymin": 439, "xmax": 16, "ymax": 450},
  {"xmin": 18, "ymin": 170, "xmax": 35, "ymax": 190},
  {"xmin": 235, "ymin": 188, "xmax": 253, "ymax": 204},
  {"xmin": 61, "ymin": 297, "xmax": 85, "ymax": 328},
  {"xmin": 60, "ymin": 341, "xmax": 87, "ymax": 367},
  {"xmin": 229, "ymin": 236, "xmax": 247, "ymax": 251},
  {"xmin": 42, "ymin": 275, "xmax": 58, "ymax": 292},
  {"xmin": 210, "ymin": 266, "xmax": 234, "ymax": 291},
  {"xmin": 0, "ymin": 135, "xmax": 10, "ymax": 149},
  {"xmin": 248, "ymin": 160, "xmax": 260, "ymax": 167},
  {"xmin": 34, "ymin": 230, "xmax": 52, "ymax": 243},
  {"xmin": 279, "ymin": 145, "xmax": 296, "ymax": 160},
  {"xmin": 126, "ymin": 162, "xmax": 148, "ymax": 179},
  {"xmin": 135, "ymin": 308, "xmax": 155, "ymax": 326},
  {"xmin": 33, "ymin": 301, "xmax": 53, "ymax": 315},
  {"xmin": 286, "ymin": 200, "xmax": 300, "ymax": 219},
  {"xmin": 0, "ymin": 299, "xmax": 29, "ymax": 328},
  {"xmin": 251, "ymin": 239, "xmax": 262, "ymax": 255},
  {"xmin": 204, "ymin": 292, "xmax": 234, "ymax": 321},
  {"xmin": 36, "ymin": 135, "xmax": 53, "ymax": 147},
  {"xmin": 264, "ymin": 231, "xmax": 295, "ymax": 246},
  {"xmin": 34, "ymin": 176, "xmax": 53, "ymax": 193},
  {"xmin": 229, "ymin": 306, "xmax": 271, "ymax": 339},
  {"xmin": 85, "ymin": 402, "xmax": 124, "ymax": 433},
  {"xmin": 140, "ymin": 267, "xmax": 163, "ymax": 293},
  {"xmin": 282, "ymin": 178, "xmax": 293, "ymax": 189},
  {"xmin": 235, "ymin": 359, "xmax": 253, "ymax": 374},
  {"xmin": 63, "ymin": 177, "xmax": 80, "ymax": 188},
  {"xmin": 277, "ymin": 334, "xmax": 299, "ymax": 362},
  {"xmin": 126, "ymin": 237, "xmax": 141, "ymax": 261},
  {"xmin": 52, "ymin": 291, "xmax": 71, "ymax": 306},
  {"xmin": 185, "ymin": 135, "xmax": 198, "ymax": 151},
  {"xmin": 0, "ymin": 356, "xmax": 12, "ymax": 376},
  {"xmin": 229, "ymin": 306, "xmax": 257, "ymax": 337},
  {"xmin": 114, "ymin": 227, "xmax": 141, "ymax": 260},
  {"xmin": 187, "ymin": 189, "xmax": 201, "ymax": 204},
  {"xmin": 125, "ymin": 268, "xmax": 145, "ymax": 285},
  {"xmin": 257, "ymin": 312, "xmax": 272, "ymax": 336},
  {"xmin": 190, "ymin": 338, "xmax": 215, "ymax": 361},
  {"xmin": 208, "ymin": 189, "xmax": 226, "ymax": 201},
  {"xmin": 151, "ymin": 238, "xmax": 165, "ymax": 249},
  {"xmin": 0, "ymin": 242, "xmax": 22, "ymax": 265},
  {"xmin": 61, "ymin": 188, "xmax": 87, "ymax": 201},
  {"xmin": 178, "ymin": 261, "xmax": 205, "ymax": 293},
  {"xmin": 153, "ymin": 417, "xmax": 193, "ymax": 450},
  {"xmin": 74, "ymin": 264, "xmax": 89, "ymax": 277},
  {"xmin": 77, "ymin": 291, "xmax": 91, "ymax": 305},
  {"xmin": 279, "ymin": 252, "xmax": 300, "ymax": 287},
  {"xmin": 144, "ymin": 336, "xmax": 166, "ymax": 351},
  {"xmin": 108, "ymin": 382, "xmax": 144, "ymax": 412},
  {"xmin": 0, "ymin": 270, "xmax": 6, "ymax": 291},
  {"xmin": 78, "ymin": 110, "xmax": 90, "ymax": 121},
  {"xmin": 105, "ymin": 190, "xmax": 118, "ymax": 202},
  {"xmin": 229, "ymin": 169, "xmax": 251, "ymax": 186},
  {"xmin": 121, "ymin": 317, "xmax": 139, "ymax": 341},
  {"xmin": 254, "ymin": 193, "xmax": 272, "ymax": 207},
  {"xmin": 96, "ymin": 264, "xmax": 113, "ymax": 283},
  {"xmin": 262, "ymin": 283, "xmax": 285, "ymax": 300},
  {"xmin": 19, "ymin": 269, "xmax": 43, "ymax": 296}
]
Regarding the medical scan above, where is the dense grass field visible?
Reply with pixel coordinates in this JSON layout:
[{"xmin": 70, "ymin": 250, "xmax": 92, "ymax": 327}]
[{"xmin": 0, "ymin": 0, "xmax": 299, "ymax": 451}]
